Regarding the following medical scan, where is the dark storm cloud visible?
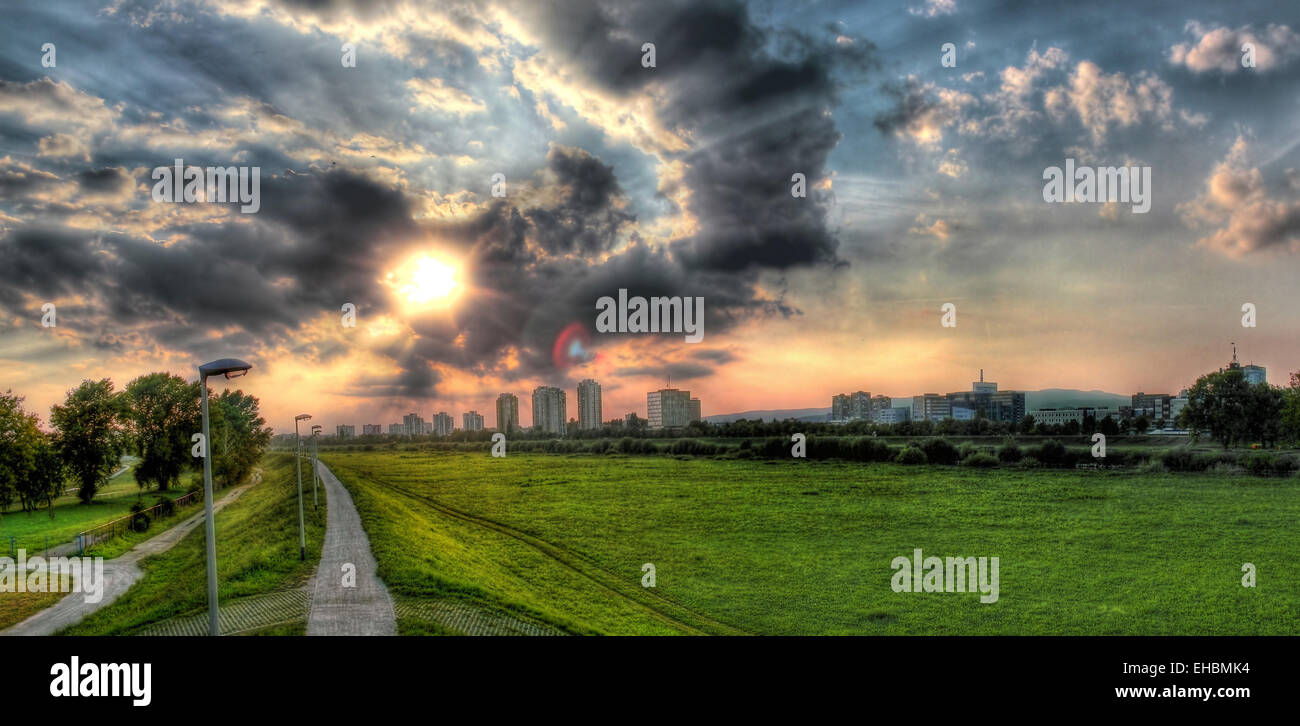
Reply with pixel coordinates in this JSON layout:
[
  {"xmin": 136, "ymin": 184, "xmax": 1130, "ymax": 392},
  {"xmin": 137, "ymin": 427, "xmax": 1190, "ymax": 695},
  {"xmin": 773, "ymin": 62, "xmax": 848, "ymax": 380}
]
[
  {"xmin": 76, "ymin": 167, "xmax": 130, "ymax": 195},
  {"xmin": 524, "ymin": 145, "xmax": 635, "ymax": 256},
  {"xmin": 617, "ymin": 362, "xmax": 717, "ymax": 381}
]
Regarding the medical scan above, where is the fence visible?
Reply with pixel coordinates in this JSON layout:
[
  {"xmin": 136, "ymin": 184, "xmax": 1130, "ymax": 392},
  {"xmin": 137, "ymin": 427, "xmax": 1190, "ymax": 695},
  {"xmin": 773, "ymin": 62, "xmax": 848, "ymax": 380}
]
[{"xmin": 72, "ymin": 490, "xmax": 202, "ymax": 554}]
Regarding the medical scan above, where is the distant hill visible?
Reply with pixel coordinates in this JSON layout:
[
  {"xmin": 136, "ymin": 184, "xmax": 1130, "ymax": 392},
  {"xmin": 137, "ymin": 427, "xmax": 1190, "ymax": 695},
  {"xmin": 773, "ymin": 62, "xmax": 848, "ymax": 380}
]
[
  {"xmin": 704, "ymin": 389, "xmax": 1131, "ymax": 423},
  {"xmin": 704, "ymin": 407, "xmax": 830, "ymax": 423},
  {"xmin": 1025, "ymin": 389, "xmax": 1129, "ymax": 410}
]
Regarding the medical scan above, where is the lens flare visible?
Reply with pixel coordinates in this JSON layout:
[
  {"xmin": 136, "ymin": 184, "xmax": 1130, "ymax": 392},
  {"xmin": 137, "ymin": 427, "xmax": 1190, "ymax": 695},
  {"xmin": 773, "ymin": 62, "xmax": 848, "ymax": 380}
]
[{"xmin": 552, "ymin": 322, "xmax": 596, "ymax": 369}]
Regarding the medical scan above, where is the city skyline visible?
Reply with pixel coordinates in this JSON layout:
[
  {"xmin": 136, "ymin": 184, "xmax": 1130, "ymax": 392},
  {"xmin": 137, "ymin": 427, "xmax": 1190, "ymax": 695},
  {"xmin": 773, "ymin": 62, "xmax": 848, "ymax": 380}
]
[{"xmin": 2, "ymin": 1, "xmax": 1297, "ymax": 435}]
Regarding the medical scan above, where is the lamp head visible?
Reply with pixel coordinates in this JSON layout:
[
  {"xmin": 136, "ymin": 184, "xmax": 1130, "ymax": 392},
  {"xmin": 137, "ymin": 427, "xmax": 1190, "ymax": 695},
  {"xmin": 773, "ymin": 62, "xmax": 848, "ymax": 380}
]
[
  {"xmin": 199, "ymin": 358, "xmax": 253, "ymax": 379},
  {"xmin": 295, "ymin": 414, "xmax": 312, "ymax": 422}
]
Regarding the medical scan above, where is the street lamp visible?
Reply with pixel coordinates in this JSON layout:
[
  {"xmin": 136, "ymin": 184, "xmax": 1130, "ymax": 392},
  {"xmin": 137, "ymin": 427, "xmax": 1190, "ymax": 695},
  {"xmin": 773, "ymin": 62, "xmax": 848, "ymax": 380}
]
[
  {"xmin": 198, "ymin": 358, "xmax": 252, "ymax": 637},
  {"xmin": 310, "ymin": 424, "xmax": 322, "ymax": 510},
  {"xmin": 294, "ymin": 413, "xmax": 311, "ymax": 561}
]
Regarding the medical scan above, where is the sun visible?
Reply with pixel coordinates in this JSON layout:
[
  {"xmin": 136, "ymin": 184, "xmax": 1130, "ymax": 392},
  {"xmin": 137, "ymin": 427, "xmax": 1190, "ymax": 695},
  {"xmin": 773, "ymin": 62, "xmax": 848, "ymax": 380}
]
[{"xmin": 387, "ymin": 253, "xmax": 463, "ymax": 309}]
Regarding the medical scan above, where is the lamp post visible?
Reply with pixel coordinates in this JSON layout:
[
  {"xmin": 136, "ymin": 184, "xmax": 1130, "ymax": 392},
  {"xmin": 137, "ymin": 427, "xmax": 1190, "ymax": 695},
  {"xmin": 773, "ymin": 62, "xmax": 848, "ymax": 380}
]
[
  {"xmin": 294, "ymin": 413, "xmax": 311, "ymax": 560},
  {"xmin": 310, "ymin": 424, "xmax": 321, "ymax": 510},
  {"xmin": 198, "ymin": 358, "xmax": 252, "ymax": 637}
]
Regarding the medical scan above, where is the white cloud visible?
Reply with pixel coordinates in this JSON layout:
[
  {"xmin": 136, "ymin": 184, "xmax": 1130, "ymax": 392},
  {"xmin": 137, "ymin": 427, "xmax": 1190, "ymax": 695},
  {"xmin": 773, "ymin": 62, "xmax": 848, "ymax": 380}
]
[
  {"xmin": 909, "ymin": 0, "xmax": 956, "ymax": 18},
  {"xmin": 1178, "ymin": 136, "xmax": 1300, "ymax": 256},
  {"xmin": 1170, "ymin": 22, "xmax": 1300, "ymax": 73}
]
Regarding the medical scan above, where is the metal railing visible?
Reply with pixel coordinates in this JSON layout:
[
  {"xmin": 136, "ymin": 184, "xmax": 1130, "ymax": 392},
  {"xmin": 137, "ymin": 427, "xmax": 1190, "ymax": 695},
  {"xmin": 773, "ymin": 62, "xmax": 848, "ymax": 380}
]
[{"xmin": 73, "ymin": 490, "xmax": 201, "ymax": 554}]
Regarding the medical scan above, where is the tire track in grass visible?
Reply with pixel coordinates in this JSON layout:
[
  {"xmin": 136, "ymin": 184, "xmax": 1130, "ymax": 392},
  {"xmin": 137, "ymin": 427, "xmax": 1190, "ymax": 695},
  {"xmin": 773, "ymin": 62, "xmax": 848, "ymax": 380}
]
[{"xmin": 338, "ymin": 463, "xmax": 750, "ymax": 636}]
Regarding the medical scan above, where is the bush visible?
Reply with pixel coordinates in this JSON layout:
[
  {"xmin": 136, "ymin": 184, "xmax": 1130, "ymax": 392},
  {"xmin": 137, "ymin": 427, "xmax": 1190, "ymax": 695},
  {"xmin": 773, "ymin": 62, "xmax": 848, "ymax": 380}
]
[
  {"xmin": 154, "ymin": 496, "xmax": 175, "ymax": 518},
  {"xmin": 1161, "ymin": 449, "xmax": 1211, "ymax": 472},
  {"xmin": 1016, "ymin": 456, "xmax": 1041, "ymax": 468},
  {"xmin": 962, "ymin": 452, "xmax": 998, "ymax": 468},
  {"xmin": 1245, "ymin": 453, "xmax": 1298, "ymax": 476},
  {"xmin": 920, "ymin": 438, "xmax": 959, "ymax": 465},
  {"xmin": 895, "ymin": 446, "xmax": 928, "ymax": 465},
  {"xmin": 1034, "ymin": 439, "xmax": 1067, "ymax": 467},
  {"xmin": 853, "ymin": 437, "xmax": 895, "ymax": 462},
  {"xmin": 957, "ymin": 442, "xmax": 977, "ymax": 460},
  {"xmin": 997, "ymin": 441, "xmax": 1022, "ymax": 463},
  {"xmin": 129, "ymin": 503, "xmax": 152, "ymax": 533}
]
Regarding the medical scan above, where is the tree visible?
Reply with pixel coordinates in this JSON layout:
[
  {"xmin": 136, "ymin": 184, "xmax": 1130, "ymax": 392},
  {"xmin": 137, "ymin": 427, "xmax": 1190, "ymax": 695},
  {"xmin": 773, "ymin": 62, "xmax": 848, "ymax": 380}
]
[
  {"xmin": 1099, "ymin": 415, "xmax": 1119, "ymax": 437},
  {"xmin": 1284, "ymin": 372, "xmax": 1300, "ymax": 443},
  {"xmin": 1179, "ymin": 367, "xmax": 1283, "ymax": 448},
  {"xmin": 1018, "ymin": 415, "xmax": 1035, "ymax": 434},
  {"xmin": 50, "ymin": 379, "xmax": 126, "ymax": 504},
  {"xmin": 124, "ymin": 372, "xmax": 200, "ymax": 491},
  {"xmin": 1133, "ymin": 415, "xmax": 1150, "ymax": 434},
  {"xmin": 0, "ymin": 391, "xmax": 36, "ymax": 516},
  {"xmin": 0, "ymin": 392, "xmax": 67, "ymax": 518},
  {"xmin": 209, "ymin": 389, "xmax": 272, "ymax": 488}
]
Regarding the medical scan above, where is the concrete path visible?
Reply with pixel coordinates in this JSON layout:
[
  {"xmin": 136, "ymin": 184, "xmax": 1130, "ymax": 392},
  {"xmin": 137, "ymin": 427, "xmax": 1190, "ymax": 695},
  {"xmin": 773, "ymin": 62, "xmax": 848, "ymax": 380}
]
[
  {"xmin": 2, "ymin": 477, "xmax": 258, "ymax": 637},
  {"xmin": 306, "ymin": 461, "xmax": 395, "ymax": 636}
]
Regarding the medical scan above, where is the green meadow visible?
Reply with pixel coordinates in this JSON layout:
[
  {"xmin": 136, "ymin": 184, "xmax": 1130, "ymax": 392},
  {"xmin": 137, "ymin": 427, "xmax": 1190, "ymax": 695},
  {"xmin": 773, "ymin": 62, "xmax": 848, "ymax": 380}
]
[{"xmin": 322, "ymin": 451, "xmax": 1299, "ymax": 635}]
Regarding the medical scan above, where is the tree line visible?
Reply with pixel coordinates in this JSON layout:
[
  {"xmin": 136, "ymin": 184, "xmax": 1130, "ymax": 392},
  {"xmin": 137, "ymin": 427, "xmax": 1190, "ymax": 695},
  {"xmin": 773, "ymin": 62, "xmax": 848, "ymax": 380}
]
[{"xmin": 0, "ymin": 373, "xmax": 271, "ymax": 517}]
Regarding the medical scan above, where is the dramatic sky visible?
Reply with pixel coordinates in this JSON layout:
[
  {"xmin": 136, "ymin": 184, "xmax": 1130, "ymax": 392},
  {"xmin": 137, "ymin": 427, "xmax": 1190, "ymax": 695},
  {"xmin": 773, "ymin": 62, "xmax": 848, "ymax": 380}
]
[{"xmin": 2, "ymin": 0, "xmax": 1298, "ymax": 432}]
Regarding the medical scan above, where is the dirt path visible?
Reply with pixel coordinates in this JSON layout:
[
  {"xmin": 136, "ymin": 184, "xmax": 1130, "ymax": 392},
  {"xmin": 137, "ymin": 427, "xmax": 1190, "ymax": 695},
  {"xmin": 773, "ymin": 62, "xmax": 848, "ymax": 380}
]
[
  {"xmin": 1, "ymin": 475, "xmax": 259, "ymax": 637},
  {"xmin": 306, "ymin": 461, "xmax": 395, "ymax": 636}
]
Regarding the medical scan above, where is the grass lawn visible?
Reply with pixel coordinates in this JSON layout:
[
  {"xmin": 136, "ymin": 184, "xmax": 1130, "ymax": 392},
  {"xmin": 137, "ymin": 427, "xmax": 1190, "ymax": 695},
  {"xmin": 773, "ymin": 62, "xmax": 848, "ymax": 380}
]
[
  {"xmin": 322, "ymin": 451, "xmax": 1300, "ymax": 635},
  {"xmin": 0, "ymin": 575, "xmax": 72, "ymax": 631},
  {"xmin": 60, "ymin": 454, "xmax": 326, "ymax": 635},
  {"xmin": 0, "ymin": 462, "xmax": 201, "ymax": 556}
]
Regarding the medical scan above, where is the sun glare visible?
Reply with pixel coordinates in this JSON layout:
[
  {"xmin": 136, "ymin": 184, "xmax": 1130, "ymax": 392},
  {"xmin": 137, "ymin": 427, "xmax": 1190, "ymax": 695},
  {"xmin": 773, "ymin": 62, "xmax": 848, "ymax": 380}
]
[{"xmin": 388, "ymin": 254, "xmax": 463, "ymax": 309}]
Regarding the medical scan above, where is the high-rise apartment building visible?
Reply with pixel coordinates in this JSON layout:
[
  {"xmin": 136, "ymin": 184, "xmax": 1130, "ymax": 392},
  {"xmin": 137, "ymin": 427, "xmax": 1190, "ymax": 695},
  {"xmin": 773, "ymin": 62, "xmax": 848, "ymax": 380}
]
[
  {"xmin": 335, "ymin": 425, "xmax": 355, "ymax": 438},
  {"xmin": 532, "ymin": 386, "xmax": 567, "ymax": 435},
  {"xmin": 496, "ymin": 393, "xmax": 519, "ymax": 433},
  {"xmin": 647, "ymin": 388, "xmax": 691, "ymax": 429},
  {"xmin": 462, "ymin": 411, "xmax": 484, "ymax": 431},
  {"xmin": 432, "ymin": 412, "xmax": 454, "ymax": 436},
  {"xmin": 577, "ymin": 379, "xmax": 602, "ymax": 430},
  {"xmin": 688, "ymin": 397, "xmax": 701, "ymax": 422},
  {"xmin": 362, "ymin": 424, "xmax": 382, "ymax": 436},
  {"xmin": 402, "ymin": 413, "xmax": 424, "ymax": 437}
]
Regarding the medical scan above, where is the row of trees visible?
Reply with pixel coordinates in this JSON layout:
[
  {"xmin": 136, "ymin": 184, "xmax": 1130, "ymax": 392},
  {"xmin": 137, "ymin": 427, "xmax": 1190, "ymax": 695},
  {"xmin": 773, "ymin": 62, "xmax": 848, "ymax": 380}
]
[
  {"xmin": 1179, "ymin": 368, "xmax": 1300, "ymax": 448},
  {"xmin": 0, "ymin": 373, "xmax": 272, "ymax": 517}
]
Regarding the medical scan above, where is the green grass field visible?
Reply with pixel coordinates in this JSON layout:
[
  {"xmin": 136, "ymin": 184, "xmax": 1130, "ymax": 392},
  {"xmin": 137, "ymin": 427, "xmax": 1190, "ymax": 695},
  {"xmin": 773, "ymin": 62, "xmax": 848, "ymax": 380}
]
[
  {"xmin": 322, "ymin": 451, "xmax": 1300, "ymax": 635},
  {"xmin": 0, "ymin": 463, "xmax": 193, "ymax": 554},
  {"xmin": 60, "ymin": 454, "xmax": 326, "ymax": 635}
]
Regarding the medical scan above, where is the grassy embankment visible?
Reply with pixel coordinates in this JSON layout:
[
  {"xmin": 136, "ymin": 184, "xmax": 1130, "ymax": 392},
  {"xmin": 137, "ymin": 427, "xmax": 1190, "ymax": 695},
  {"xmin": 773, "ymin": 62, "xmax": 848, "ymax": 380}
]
[{"xmin": 59, "ymin": 454, "xmax": 325, "ymax": 635}]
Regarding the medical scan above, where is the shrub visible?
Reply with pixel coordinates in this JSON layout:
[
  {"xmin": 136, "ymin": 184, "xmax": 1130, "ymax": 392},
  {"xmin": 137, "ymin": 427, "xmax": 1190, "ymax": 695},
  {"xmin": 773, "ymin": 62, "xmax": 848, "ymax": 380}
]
[
  {"xmin": 1138, "ymin": 459, "xmax": 1167, "ymax": 474},
  {"xmin": 957, "ymin": 442, "xmax": 977, "ymax": 460},
  {"xmin": 1161, "ymin": 449, "xmax": 1211, "ymax": 472},
  {"xmin": 1034, "ymin": 439, "xmax": 1067, "ymax": 466},
  {"xmin": 130, "ymin": 503, "xmax": 152, "ymax": 533},
  {"xmin": 920, "ymin": 438, "xmax": 959, "ymax": 465},
  {"xmin": 853, "ymin": 437, "xmax": 894, "ymax": 462},
  {"xmin": 154, "ymin": 496, "xmax": 175, "ymax": 518},
  {"xmin": 895, "ymin": 446, "xmax": 927, "ymax": 465},
  {"xmin": 962, "ymin": 452, "xmax": 998, "ymax": 468},
  {"xmin": 997, "ymin": 441, "xmax": 1022, "ymax": 463},
  {"xmin": 1016, "ymin": 456, "xmax": 1041, "ymax": 468}
]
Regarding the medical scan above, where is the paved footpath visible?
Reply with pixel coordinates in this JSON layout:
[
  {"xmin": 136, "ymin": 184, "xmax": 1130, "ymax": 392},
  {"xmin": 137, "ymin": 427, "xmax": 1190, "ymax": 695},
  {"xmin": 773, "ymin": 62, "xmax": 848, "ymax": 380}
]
[
  {"xmin": 2, "ymin": 476, "xmax": 258, "ymax": 636},
  {"xmin": 307, "ymin": 461, "xmax": 395, "ymax": 636}
]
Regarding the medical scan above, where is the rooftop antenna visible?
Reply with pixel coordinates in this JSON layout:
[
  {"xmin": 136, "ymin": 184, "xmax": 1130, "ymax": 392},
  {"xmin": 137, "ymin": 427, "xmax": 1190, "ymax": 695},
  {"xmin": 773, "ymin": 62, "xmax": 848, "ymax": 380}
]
[{"xmin": 980, "ymin": 369, "xmax": 983, "ymax": 383}]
